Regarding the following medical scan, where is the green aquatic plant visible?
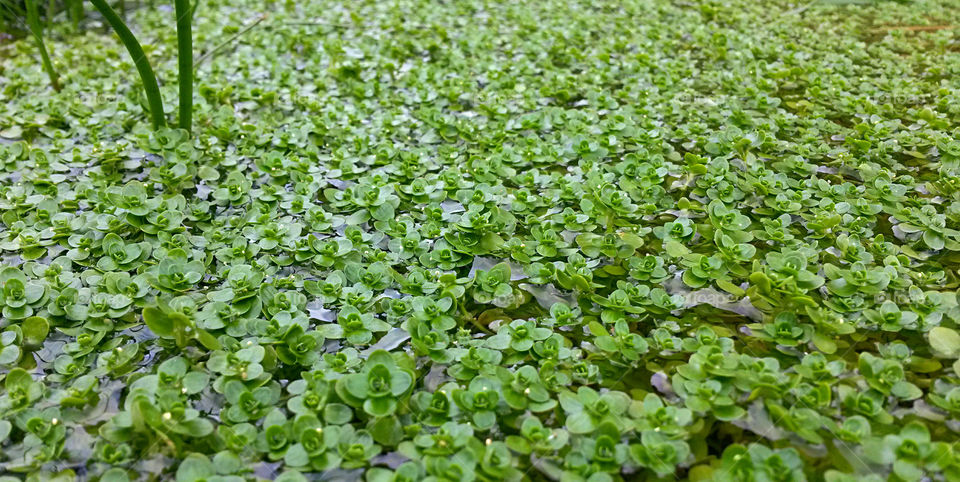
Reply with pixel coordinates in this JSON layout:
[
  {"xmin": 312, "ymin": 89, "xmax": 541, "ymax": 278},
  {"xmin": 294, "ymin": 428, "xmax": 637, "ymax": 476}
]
[{"xmin": 1, "ymin": 0, "xmax": 960, "ymax": 479}]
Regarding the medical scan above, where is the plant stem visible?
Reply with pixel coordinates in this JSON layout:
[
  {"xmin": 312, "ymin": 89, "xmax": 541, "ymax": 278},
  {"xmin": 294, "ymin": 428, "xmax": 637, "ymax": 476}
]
[
  {"xmin": 194, "ymin": 14, "xmax": 266, "ymax": 69},
  {"xmin": 25, "ymin": 0, "xmax": 61, "ymax": 91},
  {"xmin": 175, "ymin": 0, "xmax": 192, "ymax": 133},
  {"xmin": 88, "ymin": 0, "xmax": 166, "ymax": 129},
  {"xmin": 69, "ymin": 0, "xmax": 82, "ymax": 31},
  {"xmin": 45, "ymin": 0, "xmax": 54, "ymax": 29}
]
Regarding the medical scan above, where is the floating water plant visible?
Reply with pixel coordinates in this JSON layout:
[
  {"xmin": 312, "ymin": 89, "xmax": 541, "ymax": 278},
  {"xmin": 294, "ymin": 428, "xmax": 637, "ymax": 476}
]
[{"xmin": 1, "ymin": 0, "xmax": 960, "ymax": 480}]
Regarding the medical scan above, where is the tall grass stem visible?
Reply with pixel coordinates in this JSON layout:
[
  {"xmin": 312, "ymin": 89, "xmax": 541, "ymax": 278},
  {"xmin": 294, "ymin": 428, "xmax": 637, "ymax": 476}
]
[
  {"xmin": 88, "ymin": 0, "xmax": 166, "ymax": 129},
  {"xmin": 25, "ymin": 0, "xmax": 61, "ymax": 91},
  {"xmin": 194, "ymin": 14, "xmax": 265, "ymax": 69},
  {"xmin": 175, "ymin": 0, "xmax": 192, "ymax": 132}
]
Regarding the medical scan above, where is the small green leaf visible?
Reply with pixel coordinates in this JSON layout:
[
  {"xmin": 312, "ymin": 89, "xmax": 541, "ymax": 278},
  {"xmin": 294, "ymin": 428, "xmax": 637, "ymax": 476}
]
[
  {"xmin": 929, "ymin": 327, "xmax": 960, "ymax": 358},
  {"xmin": 143, "ymin": 306, "xmax": 174, "ymax": 337},
  {"xmin": 284, "ymin": 444, "xmax": 310, "ymax": 467},
  {"xmin": 21, "ymin": 316, "xmax": 49, "ymax": 347}
]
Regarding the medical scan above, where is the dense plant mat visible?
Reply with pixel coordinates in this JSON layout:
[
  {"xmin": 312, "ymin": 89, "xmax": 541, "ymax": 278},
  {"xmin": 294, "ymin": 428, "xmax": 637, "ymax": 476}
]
[{"xmin": 3, "ymin": 0, "xmax": 960, "ymax": 480}]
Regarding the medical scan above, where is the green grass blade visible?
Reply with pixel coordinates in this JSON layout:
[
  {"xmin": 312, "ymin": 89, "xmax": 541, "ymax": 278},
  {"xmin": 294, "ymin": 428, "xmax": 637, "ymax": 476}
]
[
  {"xmin": 194, "ymin": 14, "xmax": 265, "ymax": 69},
  {"xmin": 45, "ymin": 0, "xmax": 54, "ymax": 29},
  {"xmin": 175, "ymin": 0, "xmax": 192, "ymax": 132},
  {"xmin": 88, "ymin": 0, "xmax": 166, "ymax": 129},
  {"xmin": 24, "ymin": 0, "xmax": 61, "ymax": 91},
  {"xmin": 68, "ymin": 0, "xmax": 82, "ymax": 31},
  {"xmin": 0, "ymin": 1, "xmax": 28, "ymax": 31}
]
